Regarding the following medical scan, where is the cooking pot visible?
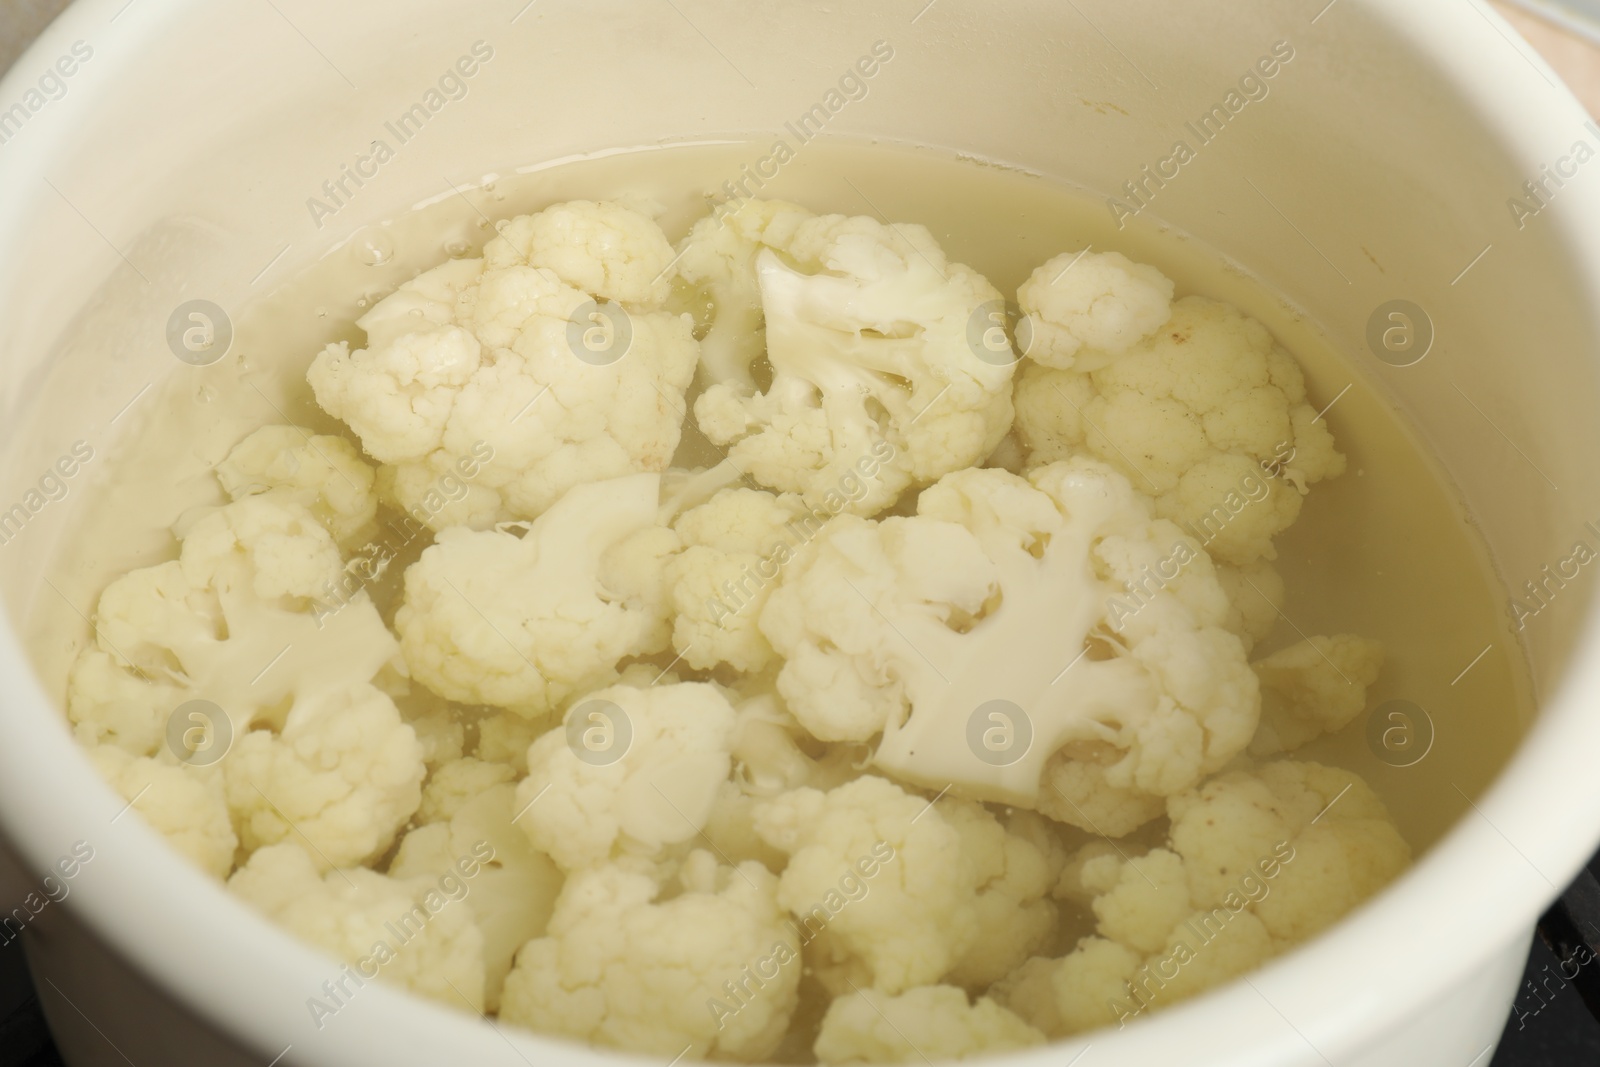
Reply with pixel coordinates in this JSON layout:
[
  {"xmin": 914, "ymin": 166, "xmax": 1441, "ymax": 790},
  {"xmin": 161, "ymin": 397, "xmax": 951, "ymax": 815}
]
[{"xmin": 2, "ymin": 1, "xmax": 1599, "ymax": 1064}]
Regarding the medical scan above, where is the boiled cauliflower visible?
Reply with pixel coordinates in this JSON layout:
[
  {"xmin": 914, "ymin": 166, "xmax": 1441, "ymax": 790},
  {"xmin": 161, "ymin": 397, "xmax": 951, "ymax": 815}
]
[
  {"xmin": 394, "ymin": 474, "xmax": 673, "ymax": 717},
  {"xmin": 814, "ymin": 986, "xmax": 1044, "ymax": 1064},
  {"xmin": 1249, "ymin": 635, "xmax": 1385, "ymax": 757},
  {"xmin": 87, "ymin": 746, "xmax": 235, "ymax": 879},
  {"xmin": 499, "ymin": 850, "xmax": 800, "ymax": 1059},
  {"xmin": 66, "ymin": 495, "xmax": 398, "ymax": 758},
  {"xmin": 690, "ymin": 201, "xmax": 1015, "ymax": 516},
  {"xmin": 229, "ymin": 843, "xmax": 486, "ymax": 1012},
  {"xmin": 942, "ymin": 805, "xmax": 1066, "ymax": 989},
  {"xmin": 392, "ymin": 770, "xmax": 563, "ymax": 1011},
  {"xmin": 1213, "ymin": 559, "xmax": 1285, "ymax": 653},
  {"xmin": 672, "ymin": 198, "xmax": 812, "ymax": 387},
  {"xmin": 1014, "ymin": 296, "xmax": 1346, "ymax": 564},
  {"xmin": 995, "ymin": 760, "xmax": 1409, "ymax": 1036},
  {"xmin": 225, "ymin": 682, "xmax": 426, "ymax": 869},
  {"xmin": 753, "ymin": 776, "xmax": 966, "ymax": 995},
  {"xmin": 664, "ymin": 487, "xmax": 809, "ymax": 673},
  {"xmin": 414, "ymin": 756, "xmax": 515, "ymax": 825},
  {"xmin": 516, "ymin": 681, "xmax": 738, "ymax": 871},
  {"xmin": 1016, "ymin": 250, "xmax": 1174, "ymax": 370},
  {"xmin": 759, "ymin": 459, "xmax": 1258, "ymax": 836},
  {"xmin": 308, "ymin": 200, "xmax": 698, "ymax": 529},
  {"xmin": 214, "ymin": 425, "xmax": 378, "ymax": 546}
]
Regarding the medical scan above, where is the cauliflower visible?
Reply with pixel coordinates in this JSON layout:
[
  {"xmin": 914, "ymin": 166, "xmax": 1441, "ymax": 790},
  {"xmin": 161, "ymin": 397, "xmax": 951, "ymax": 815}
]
[
  {"xmin": 394, "ymin": 474, "xmax": 673, "ymax": 717},
  {"xmin": 66, "ymin": 496, "xmax": 399, "ymax": 758},
  {"xmin": 1016, "ymin": 250, "xmax": 1174, "ymax": 370},
  {"xmin": 942, "ymin": 805, "xmax": 1065, "ymax": 989},
  {"xmin": 1013, "ymin": 296, "xmax": 1346, "ymax": 564},
  {"xmin": 516, "ymin": 681, "xmax": 738, "ymax": 871},
  {"xmin": 815, "ymin": 986, "xmax": 1044, "ymax": 1064},
  {"xmin": 690, "ymin": 201, "xmax": 1016, "ymax": 516},
  {"xmin": 1249, "ymin": 635, "xmax": 1385, "ymax": 757},
  {"xmin": 392, "ymin": 772, "xmax": 563, "ymax": 1011},
  {"xmin": 664, "ymin": 487, "xmax": 809, "ymax": 673},
  {"xmin": 229, "ymin": 843, "xmax": 486, "ymax": 1013},
  {"xmin": 87, "ymin": 746, "xmax": 236, "ymax": 879},
  {"xmin": 308, "ymin": 200, "xmax": 698, "ymax": 529},
  {"xmin": 499, "ymin": 850, "xmax": 800, "ymax": 1060},
  {"xmin": 672, "ymin": 198, "xmax": 812, "ymax": 387},
  {"xmin": 1214, "ymin": 559, "xmax": 1285, "ymax": 652},
  {"xmin": 759, "ymin": 459, "xmax": 1258, "ymax": 835},
  {"xmin": 415, "ymin": 756, "xmax": 515, "ymax": 825},
  {"xmin": 754, "ymin": 776, "xmax": 978, "ymax": 995},
  {"xmin": 214, "ymin": 425, "xmax": 378, "ymax": 546},
  {"xmin": 225, "ymin": 682, "xmax": 426, "ymax": 869},
  {"xmin": 997, "ymin": 760, "xmax": 1409, "ymax": 1036}
]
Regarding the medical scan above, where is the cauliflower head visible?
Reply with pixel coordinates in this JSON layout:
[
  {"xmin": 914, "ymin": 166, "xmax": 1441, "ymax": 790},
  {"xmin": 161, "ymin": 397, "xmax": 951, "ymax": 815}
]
[
  {"xmin": 1249, "ymin": 635, "xmax": 1385, "ymax": 757},
  {"xmin": 690, "ymin": 201, "xmax": 1016, "ymax": 516},
  {"xmin": 394, "ymin": 473, "xmax": 673, "ymax": 717},
  {"xmin": 759, "ymin": 459, "xmax": 1258, "ymax": 835},
  {"xmin": 941, "ymin": 804, "xmax": 1066, "ymax": 990},
  {"xmin": 215, "ymin": 425, "xmax": 378, "ymax": 547},
  {"xmin": 499, "ymin": 850, "xmax": 800, "ymax": 1060},
  {"xmin": 1016, "ymin": 250, "xmax": 1174, "ymax": 371},
  {"xmin": 87, "ymin": 745, "xmax": 235, "ymax": 879},
  {"xmin": 672, "ymin": 198, "xmax": 813, "ymax": 387},
  {"xmin": 308, "ymin": 200, "xmax": 698, "ymax": 529},
  {"xmin": 815, "ymin": 986, "xmax": 1044, "ymax": 1064},
  {"xmin": 67, "ymin": 495, "xmax": 398, "ymax": 758},
  {"xmin": 229, "ymin": 842, "xmax": 486, "ymax": 1012},
  {"xmin": 516, "ymin": 681, "xmax": 738, "ymax": 871},
  {"xmin": 1014, "ymin": 296, "xmax": 1346, "ymax": 564},
  {"xmin": 392, "ymin": 771, "xmax": 564, "ymax": 1011},
  {"xmin": 755, "ymin": 775, "xmax": 985, "ymax": 995},
  {"xmin": 664, "ymin": 487, "xmax": 810, "ymax": 673},
  {"xmin": 999, "ymin": 760, "xmax": 1408, "ymax": 1036},
  {"xmin": 225, "ymin": 682, "xmax": 426, "ymax": 869}
]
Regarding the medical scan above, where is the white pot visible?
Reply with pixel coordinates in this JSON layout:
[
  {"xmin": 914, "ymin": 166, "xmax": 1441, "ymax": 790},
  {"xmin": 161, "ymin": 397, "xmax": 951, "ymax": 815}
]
[{"xmin": 2, "ymin": 1, "xmax": 1599, "ymax": 1064}]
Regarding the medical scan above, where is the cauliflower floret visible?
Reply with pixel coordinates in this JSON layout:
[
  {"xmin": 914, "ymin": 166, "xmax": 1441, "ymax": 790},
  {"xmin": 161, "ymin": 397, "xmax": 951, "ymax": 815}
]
[
  {"xmin": 394, "ymin": 474, "xmax": 672, "ymax": 717},
  {"xmin": 214, "ymin": 425, "xmax": 378, "ymax": 546},
  {"xmin": 1175, "ymin": 760, "xmax": 1410, "ymax": 944},
  {"xmin": 486, "ymin": 199, "xmax": 677, "ymax": 306},
  {"xmin": 1016, "ymin": 250, "xmax": 1174, "ymax": 370},
  {"xmin": 226, "ymin": 683, "xmax": 426, "ymax": 869},
  {"xmin": 66, "ymin": 496, "xmax": 398, "ymax": 758},
  {"xmin": 754, "ymin": 776, "xmax": 979, "ymax": 995},
  {"xmin": 814, "ymin": 986, "xmax": 1044, "ymax": 1064},
  {"xmin": 499, "ymin": 850, "xmax": 800, "ymax": 1060},
  {"xmin": 415, "ymin": 756, "xmax": 516, "ymax": 825},
  {"xmin": 672, "ymin": 198, "xmax": 813, "ymax": 386},
  {"xmin": 1249, "ymin": 635, "xmax": 1385, "ymax": 757},
  {"xmin": 941, "ymin": 804, "xmax": 1064, "ymax": 989},
  {"xmin": 1008, "ymin": 760, "xmax": 1409, "ymax": 1036},
  {"xmin": 309, "ymin": 201, "xmax": 699, "ymax": 529},
  {"xmin": 1014, "ymin": 296, "xmax": 1346, "ymax": 564},
  {"xmin": 392, "ymin": 776, "xmax": 563, "ymax": 1012},
  {"xmin": 760, "ymin": 459, "xmax": 1258, "ymax": 835},
  {"xmin": 1214, "ymin": 559, "xmax": 1285, "ymax": 652},
  {"xmin": 664, "ymin": 487, "xmax": 810, "ymax": 673},
  {"xmin": 229, "ymin": 843, "xmax": 486, "ymax": 1012},
  {"xmin": 691, "ymin": 202, "xmax": 1016, "ymax": 516},
  {"xmin": 516, "ymin": 681, "xmax": 738, "ymax": 871},
  {"xmin": 87, "ymin": 746, "xmax": 235, "ymax": 879}
]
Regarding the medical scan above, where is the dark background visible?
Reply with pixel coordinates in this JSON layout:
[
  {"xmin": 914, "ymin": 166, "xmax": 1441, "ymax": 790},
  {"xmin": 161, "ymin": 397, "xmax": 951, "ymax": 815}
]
[{"xmin": 4, "ymin": 0, "xmax": 1600, "ymax": 1063}]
